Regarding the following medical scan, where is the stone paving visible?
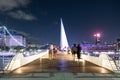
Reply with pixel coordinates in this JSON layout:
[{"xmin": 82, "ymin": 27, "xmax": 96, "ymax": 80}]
[{"xmin": 0, "ymin": 72, "xmax": 120, "ymax": 80}]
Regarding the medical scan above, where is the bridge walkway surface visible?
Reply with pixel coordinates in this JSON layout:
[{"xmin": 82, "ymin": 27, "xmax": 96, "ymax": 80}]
[{"xmin": 0, "ymin": 52, "xmax": 120, "ymax": 80}]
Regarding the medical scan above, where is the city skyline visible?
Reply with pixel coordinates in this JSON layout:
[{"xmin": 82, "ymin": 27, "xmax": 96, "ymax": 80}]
[{"xmin": 0, "ymin": 0, "xmax": 120, "ymax": 46}]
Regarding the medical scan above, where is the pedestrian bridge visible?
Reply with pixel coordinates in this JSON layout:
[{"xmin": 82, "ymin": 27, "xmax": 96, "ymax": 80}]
[
  {"xmin": 11, "ymin": 52, "xmax": 113, "ymax": 74},
  {"xmin": 0, "ymin": 50, "xmax": 120, "ymax": 80},
  {"xmin": 0, "ymin": 50, "xmax": 120, "ymax": 74}
]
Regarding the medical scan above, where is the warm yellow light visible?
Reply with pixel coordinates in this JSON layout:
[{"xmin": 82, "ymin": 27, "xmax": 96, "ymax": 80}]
[
  {"xmin": 14, "ymin": 68, "xmax": 23, "ymax": 74},
  {"xmin": 101, "ymin": 68, "xmax": 106, "ymax": 73}
]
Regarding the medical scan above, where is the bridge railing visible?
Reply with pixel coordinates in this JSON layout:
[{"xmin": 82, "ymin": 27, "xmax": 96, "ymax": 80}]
[
  {"xmin": 82, "ymin": 51, "xmax": 120, "ymax": 73},
  {"xmin": 0, "ymin": 51, "xmax": 16, "ymax": 71},
  {"xmin": 3, "ymin": 49, "xmax": 48, "ymax": 73}
]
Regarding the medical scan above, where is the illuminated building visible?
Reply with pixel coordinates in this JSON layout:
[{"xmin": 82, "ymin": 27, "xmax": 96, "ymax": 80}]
[{"xmin": 0, "ymin": 30, "xmax": 26, "ymax": 47}]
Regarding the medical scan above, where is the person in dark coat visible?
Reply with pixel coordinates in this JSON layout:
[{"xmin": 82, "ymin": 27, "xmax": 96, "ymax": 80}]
[
  {"xmin": 71, "ymin": 44, "xmax": 77, "ymax": 60},
  {"xmin": 77, "ymin": 44, "xmax": 82, "ymax": 60}
]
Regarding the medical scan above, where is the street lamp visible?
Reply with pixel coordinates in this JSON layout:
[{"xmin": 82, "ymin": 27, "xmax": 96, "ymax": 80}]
[{"xmin": 94, "ymin": 33, "xmax": 101, "ymax": 44}]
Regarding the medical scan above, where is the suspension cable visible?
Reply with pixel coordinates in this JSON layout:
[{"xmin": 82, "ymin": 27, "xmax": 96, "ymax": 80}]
[{"xmin": 3, "ymin": 26, "xmax": 25, "ymax": 47}]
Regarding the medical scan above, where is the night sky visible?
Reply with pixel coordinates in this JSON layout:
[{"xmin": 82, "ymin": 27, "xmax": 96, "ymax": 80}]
[{"xmin": 0, "ymin": 0, "xmax": 120, "ymax": 46}]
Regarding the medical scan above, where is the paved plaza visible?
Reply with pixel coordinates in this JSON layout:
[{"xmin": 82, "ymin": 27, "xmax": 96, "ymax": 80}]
[{"xmin": 0, "ymin": 52, "xmax": 120, "ymax": 80}]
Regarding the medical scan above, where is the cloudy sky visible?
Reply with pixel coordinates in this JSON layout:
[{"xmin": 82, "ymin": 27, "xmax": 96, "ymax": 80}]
[{"xmin": 0, "ymin": 0, "xmax": 120, "ymax": 46}]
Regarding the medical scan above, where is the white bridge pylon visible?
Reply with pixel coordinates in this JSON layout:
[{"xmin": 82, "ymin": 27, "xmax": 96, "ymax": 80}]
[{"xmin": 60, "ymin": 18, "xmax": 69, "ymax": 51}]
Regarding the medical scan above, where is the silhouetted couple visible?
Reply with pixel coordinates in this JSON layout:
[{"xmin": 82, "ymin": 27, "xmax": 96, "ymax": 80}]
[{"xmin": 71, "ymin": 44, "xmax": 82, "ymax": 60}]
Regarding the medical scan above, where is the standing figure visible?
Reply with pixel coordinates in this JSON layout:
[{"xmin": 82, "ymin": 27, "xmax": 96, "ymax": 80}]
[
  {"xmin": 53, "ymin": 45, "xmax": 57, "ymax": 58},
  {"xmin": 48, "ymin": 43, "xmax": 54, "ymax": 59},
  {"xmin": 77, "ymin": 44, "xmax": 82, "ymax": 60},
  {"xmin": 67, "ymin": 47, "xmax": 71, "ymax": 54},
  {"xmin": 71, "ymin": 44, "xmax": 77, "ymax": 60}
]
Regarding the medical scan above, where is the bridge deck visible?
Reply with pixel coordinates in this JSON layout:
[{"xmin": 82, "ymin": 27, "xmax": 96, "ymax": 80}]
[
  {"xmin": 12, "ymin": 52, "xmax": 113, "ymax": 74},
  {"xmin": 0, "ymin": 52, "xmax": 118, "ymax": 80}
]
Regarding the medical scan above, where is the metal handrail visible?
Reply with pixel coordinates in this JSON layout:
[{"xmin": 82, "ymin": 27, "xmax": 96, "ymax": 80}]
[{"xmin": 108, "ymin": 56, "xmax": 120, "ymax": 71}]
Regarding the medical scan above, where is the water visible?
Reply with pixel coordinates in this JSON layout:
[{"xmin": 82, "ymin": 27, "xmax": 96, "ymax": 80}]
[{"xmin": 0, "ymin": 55, "xmax": 14, "ymax": 70}]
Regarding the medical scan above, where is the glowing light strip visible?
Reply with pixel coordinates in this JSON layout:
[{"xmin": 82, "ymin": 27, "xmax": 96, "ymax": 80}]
[{"xmin": 4, "ymin": 26, "xmax": 25, "ymax": 47}]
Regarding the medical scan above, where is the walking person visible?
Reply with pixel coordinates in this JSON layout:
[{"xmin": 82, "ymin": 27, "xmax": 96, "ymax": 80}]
[
  {"xmin": 71, "ymin": 44, "xmax": 77, "ymax": 60},
  {"xmin": 77, "ymin": 44, "xmax": 82, "ymax": 61},
  {"xmin": 67, "ymin": 47, "xmax": 71, "ymax": 54},
  {"xmin": 53, "ymin": 45, "xmax": 57, "ymax": 58},
  {"xmin": 48, "ymin": 43, "xmax": 54, "ymax": 60}
]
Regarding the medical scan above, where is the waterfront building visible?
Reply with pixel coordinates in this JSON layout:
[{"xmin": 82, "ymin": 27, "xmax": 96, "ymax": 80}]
[{"xmin": 0, "ymin": 30, "xmax": 26, "ymax": 47}]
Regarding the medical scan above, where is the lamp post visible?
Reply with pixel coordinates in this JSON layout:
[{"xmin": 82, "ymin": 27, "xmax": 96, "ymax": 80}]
[
  {"xmin": 3, "ymin": 26, "xmax": 6, "ymax": 50},
  {"xmin": 94, "ymin": 33, "xmax": 101, "ymax": 44}
]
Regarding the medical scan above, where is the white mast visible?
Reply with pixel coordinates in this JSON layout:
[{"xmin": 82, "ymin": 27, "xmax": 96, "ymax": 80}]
[{"xmin": 60, "ymin": 18, "xmax": 69, "ymax": 51}]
